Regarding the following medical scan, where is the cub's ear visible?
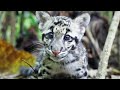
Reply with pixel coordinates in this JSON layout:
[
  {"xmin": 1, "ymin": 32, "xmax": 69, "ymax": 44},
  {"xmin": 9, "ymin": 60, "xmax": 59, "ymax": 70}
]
[
  {"xmin": 74, "ymin": 13, "xmax": 90, "ymax": 34},
  {"xmin": 36, "ymin": 11, "xmax": 51, "ymax": 29}
]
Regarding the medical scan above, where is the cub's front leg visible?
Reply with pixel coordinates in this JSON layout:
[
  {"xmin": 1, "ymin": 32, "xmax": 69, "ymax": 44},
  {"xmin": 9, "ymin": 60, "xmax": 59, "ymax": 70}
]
[{"xmin": 64, "ymin": 59, "xmax": 88, "ymax": 79}]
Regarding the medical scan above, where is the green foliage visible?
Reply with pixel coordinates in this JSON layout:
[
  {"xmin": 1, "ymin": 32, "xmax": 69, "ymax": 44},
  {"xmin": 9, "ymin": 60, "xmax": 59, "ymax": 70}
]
[
  {"xmin": 100, "ymin": 11, "xmax": 113, "ymax": 24},
  {"xmin": 16, "ymin": 11, "xmax": 42, "ymax": 41}
]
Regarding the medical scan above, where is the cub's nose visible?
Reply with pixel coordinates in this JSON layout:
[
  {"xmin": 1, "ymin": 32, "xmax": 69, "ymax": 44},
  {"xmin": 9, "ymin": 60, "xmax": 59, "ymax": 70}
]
[{"xmin": 52, "ymin": 51, "xmax": 60, "ymax": 56}]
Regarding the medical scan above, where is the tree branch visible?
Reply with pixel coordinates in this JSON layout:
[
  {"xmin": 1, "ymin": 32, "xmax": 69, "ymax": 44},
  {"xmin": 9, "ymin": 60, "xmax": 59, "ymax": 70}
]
[
  {"xmin": 96, "ymin": 11, "xmax": 120, "ymax": 79},
  {"xmin": 86, "ymin": 27, "xmax": 101, "ymax": 57}
]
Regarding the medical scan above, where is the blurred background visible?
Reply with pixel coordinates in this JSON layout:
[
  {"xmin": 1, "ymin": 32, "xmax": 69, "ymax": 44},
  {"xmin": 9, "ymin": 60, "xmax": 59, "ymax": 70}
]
[{"xmin": 0, "ymin": 11, "xmax": 120, "ymax": 78}]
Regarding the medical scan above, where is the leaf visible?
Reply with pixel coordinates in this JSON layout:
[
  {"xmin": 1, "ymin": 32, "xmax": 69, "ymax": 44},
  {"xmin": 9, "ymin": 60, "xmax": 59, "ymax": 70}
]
[{"xmin": 0, "ymin": 39, "xmax": 36, "ymax": 74}]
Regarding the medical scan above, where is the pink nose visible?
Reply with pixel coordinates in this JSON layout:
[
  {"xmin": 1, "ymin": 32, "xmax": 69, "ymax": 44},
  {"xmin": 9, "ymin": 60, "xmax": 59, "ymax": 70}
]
[{"xmin": 52, "ymin": 51, "xmax": 60, "ymax": 56}]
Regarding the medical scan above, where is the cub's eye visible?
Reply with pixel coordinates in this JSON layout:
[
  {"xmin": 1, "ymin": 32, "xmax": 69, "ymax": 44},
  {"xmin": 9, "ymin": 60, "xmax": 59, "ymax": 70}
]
[
  {"xmin": 64, "ymin": 35, "xmax": 73, "ymax": 42},
  {"xmin": 45, "ymin": 32, "xmax": 54, "ymax": 39}
]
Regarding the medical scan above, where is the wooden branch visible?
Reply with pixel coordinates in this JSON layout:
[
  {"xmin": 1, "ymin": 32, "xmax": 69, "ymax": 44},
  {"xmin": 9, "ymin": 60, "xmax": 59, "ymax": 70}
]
[
  {"xmin": 96, "ymin": 11, "xmax": 120, "ymax": 79},
  {"xmin": 86, "ymin": 27, "xmax": 101, "ymax": 57}
]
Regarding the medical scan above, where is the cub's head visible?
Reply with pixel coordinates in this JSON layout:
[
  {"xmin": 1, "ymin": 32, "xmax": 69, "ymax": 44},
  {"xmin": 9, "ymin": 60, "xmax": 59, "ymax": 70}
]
[{"xmin": 36, "ymin": 11, "xmax": 90, "ymax": 61}]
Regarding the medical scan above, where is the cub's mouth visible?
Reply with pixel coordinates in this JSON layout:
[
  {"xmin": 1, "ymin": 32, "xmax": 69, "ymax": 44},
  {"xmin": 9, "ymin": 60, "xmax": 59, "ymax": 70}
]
[
  {"xmin": 46, "ymin": 48, "xmax": 69, "ymax": 62},
  {"xmin": 49, "ymin": 56, "xmax": 65, "ymax": 62}
]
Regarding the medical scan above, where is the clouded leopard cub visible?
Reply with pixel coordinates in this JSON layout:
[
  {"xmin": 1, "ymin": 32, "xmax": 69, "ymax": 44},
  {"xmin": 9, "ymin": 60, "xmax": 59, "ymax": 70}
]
[{"xmin": 20, "ymin": 11, "xmax": 91, "ymax": 79}]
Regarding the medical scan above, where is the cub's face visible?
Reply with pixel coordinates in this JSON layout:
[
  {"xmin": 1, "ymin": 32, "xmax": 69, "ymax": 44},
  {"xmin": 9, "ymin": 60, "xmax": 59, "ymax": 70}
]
[{"xmin": 36, "ymin": 11, "xmax": 90, "ymax": 62}]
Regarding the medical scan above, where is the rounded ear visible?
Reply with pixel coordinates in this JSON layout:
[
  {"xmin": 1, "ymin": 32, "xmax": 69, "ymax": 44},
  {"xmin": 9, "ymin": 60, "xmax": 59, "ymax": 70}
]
[
  {"xmin": 74, "ymin": 13, "xmax": 90, "ymax": 28},
  {"xmin": 36, "ymin": 11, "xmax": 51, "ymax": 29},
  {"xmin": 74, "ymin": 13, "xmax": 90, "ymax": 40}
]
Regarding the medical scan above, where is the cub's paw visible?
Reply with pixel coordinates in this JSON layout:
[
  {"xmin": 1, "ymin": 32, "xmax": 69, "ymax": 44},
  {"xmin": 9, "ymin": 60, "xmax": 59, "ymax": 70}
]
[{"xmin": 20, "ymin": 67, "xmax": 34, "ymax": 77}]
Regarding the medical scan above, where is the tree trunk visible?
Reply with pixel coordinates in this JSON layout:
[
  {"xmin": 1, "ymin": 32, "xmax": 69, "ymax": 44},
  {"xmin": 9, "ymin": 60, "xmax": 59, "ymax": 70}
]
[
  {"xmin": 10, "ymin": 11, "xmax": 16, "ymax": 46},
  {"xmin": 20, "ymin": 11, "xmax": 24, "ymax": 36},
  {"xmin": 0, "ymin": 12, "xmax": 8, "ymax": 40},
  {"xmin": 96, "ymin": 11, "xmax": 120, "ymax": 79}
]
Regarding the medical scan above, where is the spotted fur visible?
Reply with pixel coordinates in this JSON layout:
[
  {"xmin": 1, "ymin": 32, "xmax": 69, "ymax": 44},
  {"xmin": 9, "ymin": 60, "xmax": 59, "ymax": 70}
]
[{"xmin": 20, "ymin": 11, "xmax": 90, "ymax": 79}]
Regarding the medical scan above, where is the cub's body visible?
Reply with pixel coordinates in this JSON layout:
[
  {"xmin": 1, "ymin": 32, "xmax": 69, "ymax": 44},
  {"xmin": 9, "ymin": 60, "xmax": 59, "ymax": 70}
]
[{"xmin": 21, "ymin": 11, "xmax": 90, "ymax": 79}]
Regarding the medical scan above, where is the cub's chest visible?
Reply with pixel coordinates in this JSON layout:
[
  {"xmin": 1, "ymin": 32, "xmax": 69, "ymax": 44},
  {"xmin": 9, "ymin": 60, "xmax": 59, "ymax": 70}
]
[{"xmin": 42, "ymin": 58, "xmax": 65, "ymax": 75}]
